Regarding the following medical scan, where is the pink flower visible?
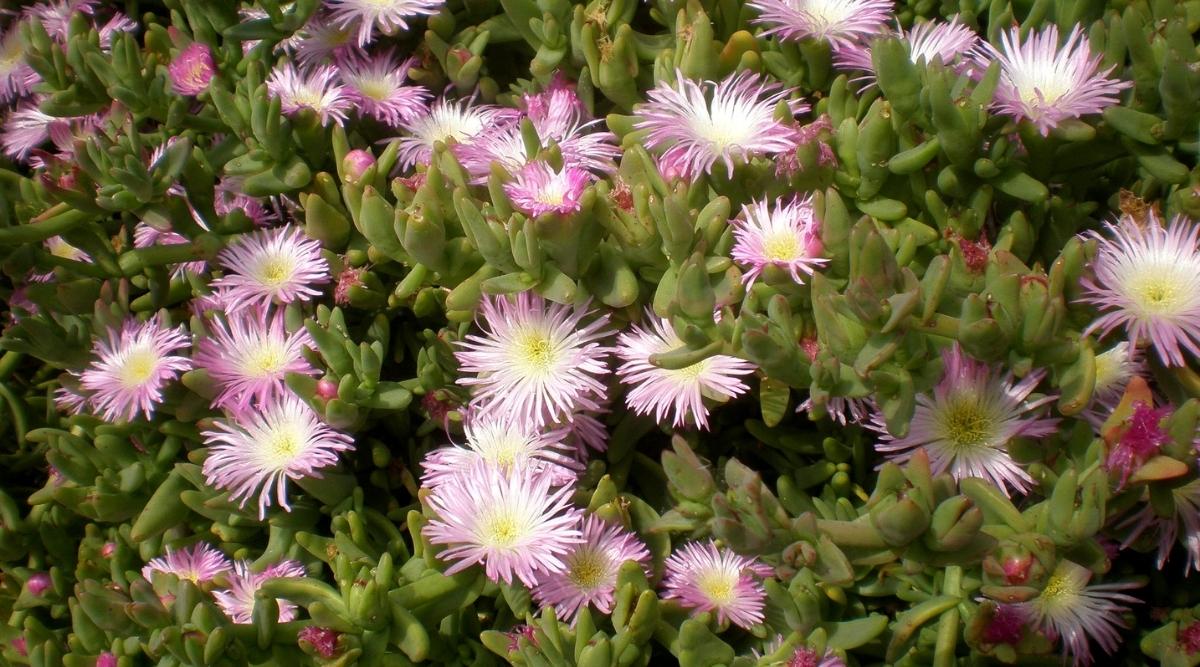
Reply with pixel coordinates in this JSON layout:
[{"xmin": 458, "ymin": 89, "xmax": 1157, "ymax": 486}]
[
  {"xmin": 531, "ymin": 515, "xmax": 651, "ymax": 624},
  {"xmin": 833, "ymin": 17, "xmax": 979, "ymax": 86},
  {"xmin": 141, "ymin": 543, "xmax": 233, "ymax": 583},
  {"xmin": 2, "ymin": 102, "xmax": 55, "ymax": 162},
  {"xmin": 133, "ymin": 224, "xmax": 206, "ymax": 278},
  {"xmin": 211, "ymin": 225, "xmax": 331, "ymax": 312},
  {"xmin": 731, "ymin": 195, "xmax": 827, "ymax": 287},
  {"xmin": 194, "ymin": 309, "xmax": 318, "ymax": 411},
  {"xmin": 1120, "ymin": 479, "xmax": 1200, "ymax": 573},
  {"xmin": 266, "ymin": 64, "xmax": 352, "ymax": 127},
  {"xmin": 215, "ymin": 177, "xmax": 275, "ymax": 226},
  {"xmin": 633, "ymin": 71, "xmax": 806, "ymax": 179},
  {"xmin": 1082, "ymin": 343, "xmax": 1143, "ymax": 430},
  {"xmin": 326, "ymin": 0, "xmax": 445, "ymax": 47},
  {"xmin": 974, "ymin": 25, "xmax": 1130, "ymax": 135},
  {"xmin": 299, "ymin": 626, "xmax": 340, "ymax": 658},
  {"xmin": 0, "ymin": 26, "xmax": 39, "ymax": 104},
  {"xmin": 25, "ymin": 0, "xmax": 98, "ymax": 42},
  {"xmin": 79, "ymin": 316, "xmax": 193, "ymax": 422},
  {"xmin": 339, "ymin": 51, "xmax": 429, "ymax": 126},
  {"xmin": 169, "ymin": 43, "xmax": 216, "ymax": 96},
  {"xmin": 503, "ymin": 162, "xmax": 590, "ymax": 217},
  {"xmin": 422, "ymin": 463, "xmax": 584, "ymax": 587},
  {"xmin": 214, "ymin": 559, "xmax": 306, "ymax": 624},
  {"xmin": 981, "ymin": 604, "xmax": 1027, "ymax": 645},
  {"xmin": 342, "ymin": 149, "xmax": 376, "ymax": 181},
  {"xmin": 662, "ymin": 540, "xmax": 768, "ymax": 629},
  {"xmin": 287, "ymin": 12, "xmax": 357, "ymax": 66},
  {"xmin": 1106, "ymin": 402, "xmax": 1169, "ymax": 487},
  {"xmin": 421, "ymin": 412, "xmax": 581, "ymax": 487},
  {"xmin": 96, "ymin": 652, "xmax": 117, "ymax": 667},
  {"xmin": 748, "ymin": 0, "xmax": 893, "ymax": 47},
  {"xmin": 394, "ymin": 98, "xmax": 516, "ymax": 170}
]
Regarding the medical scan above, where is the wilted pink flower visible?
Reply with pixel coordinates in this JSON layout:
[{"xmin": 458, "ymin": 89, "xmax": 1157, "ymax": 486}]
[
  {"xmin": 194, "ymin": 309, "xmax": 317, "ymax": 411},
  {"xmin": 732, "ymin": 195, "xmax": 827, "ymax": 287},
  {"xmin": 982, "ymin": 604, "xmax": 1028, "ymax": 645},
  {"xmin": 394, "ymin": 98, "xmax": 516, "ymax": 170},
  {"xmin": 201, "ymin": 393, "xmax": 354, "ymax": 518},
  {"xmin": 0, "ymin": 26, "xmax": 39, "ymax": 104},
  {"xmin": 133, "ymin": 224, "xmax": 206, "ymax": 278},
  {"xmin": 748, "ymin": 0, "xmax": 892, "ymax": 47},
  {"xmin": 503, "ymin": 162, "xmax": 590, "ymax": 217},
  {"xmin": 211, "ymin": 225, "xmax": 331, "ymax": 312},
  {"xmin": 327, "ymin": 0, "xmax": 444, "ymax": 46},
  {"xmin": 421, "ymin": 412, "xmax": 580, "ymax": 487},
  {"xmin": 26, "ymin": 573, "xmax": 50, "ymax": 596},
  {"xmin": 423, "ymin": 463, "xmax": 584, "ymax": 586},
  {"xmin": 532, "ymin": 515, "xmax": 651, "ymax": 624},
  {"xmin": 266, "ymin": 64, "xmax": 352, "ymax": 126},
  {"xmin": 869, "ymin": 344, "xmax": 1058, "ymax": 497},
  {"xmin": 214, "ymin": 559, "xmax": 306, "ymax": 624},
  {"xmin": 455, "ymin": 292, "xmax": 612, "ymax": 429},
  {"xmin": 1106, "ymin": 402, "xmax": 1169, "ymax": 487},
  {"xmin": 615, "ymin": 313, "xmax": 755, "ymax": 430},
  {"xmin": 634, "ymin": 71, "xmax": 806, "ymax": 179},
  {"xmin": 975, "ymin": 25, "xmax": 1130, "ymax": 135},
  {"xmin": 1081, "ymin": 214, "xmax": 1200, "ymax": 367},
  {"xmin": 299, "ymin": 626, "xmax": 340, "ymax": 658},
  {"xmin": 169, "ymin": 42, "xmax": 215, "ymax": 95},
  {"xmin": 141, "ymin": 542, "xmax": 233, "ymax": 583},
  {"xmin": 1121, "ymin": 479, "xmax": 1200, "ymax": 573},
  {"xmin": 339, "ymin": 51, "xmax": 429, "ymax": 126},
  {"xmin": 833, "ymin": 17, "xmax": 979, "ymax": 85},
  {"xmin": 785, "ymin": 647, "xmax": 845, "ymax": 667},
  {"xmin": 662, "ymin": 540, "xmax": 768, "ymax": 629},
  {"xmin": 79, "ymin": 316, "xmax": 193, "ymax": 422}
]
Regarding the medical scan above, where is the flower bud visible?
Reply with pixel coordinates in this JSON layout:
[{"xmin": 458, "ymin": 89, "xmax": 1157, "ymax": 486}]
[
  {"xmin": 27, "ymin": 572, "xmax": 51, "ymax": 596},
  {"xmin": 342, "ymin": 149, "xmax": 375, "ymax": 184},
  {"xmin": 315, "ymin": 379, "xmax": 338, "ymax": 400},
  {"xmin": 298, "ymin": 626, "xmax": 340, "ymax": 658},
  {"xmin": 97, "ymin": 652, "xmax": 118, "ymax": 667}
]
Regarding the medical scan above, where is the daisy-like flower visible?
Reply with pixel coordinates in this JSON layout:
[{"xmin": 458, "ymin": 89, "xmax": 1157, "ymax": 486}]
[
  {"xmin": 633, "ymin": 71, "xmax": 806, "ymax": 179},
  {"xmin": 1081, "ymin": 214, "xmax": 1200, "ymax": 367},
  {"xmin": 614, "ymin": 314, "xmax": 755, "ymax": 430},
  {"xmin": 79, "ymin": 317, "xmax": 193, "ymax": 422},
  {"xmin": 288, "ymin": 12, "xmax": 357, "ymax": 66},
  {"xmin": 1121, "ymin": 478, "xmax": 1200, "ymax": 573},
  {"xmin": 133, "ymin": 224, "xmax": 206, "ymax": 278},
  {"xmin": 833, "ymin": 17, "xmax": 979, "ymax": 85},
  {"xmin": 869, "ymin": 343, "xmax": 1058, "ymax": 497},
  {"xmin": 503, "ymin": 162, "xmax": 590, "ymax": 217},
  {"xmin": 194, "ymin": 309, "xmax": 317, "ymax": 411},
  {"xmin": 96, "ymin": 13, "xmax": 137, "ymax": 50},
  {"xmin": 394, "ymin": 98, "xmax": 516, "ymax": 170},
  {"xmin": 26, "ymin": 0, "xmax": 98, "ymax": 42},
  {"xmin": 30, "ymin": 236, "xmax": 93, "ymax": 282},
  {"xmin": 455, "ymin": 292, "xmax": 612, "ymax": 429},
  {"xmin": 339, "ymin": 51, "xmax": 429, "ymax": 126},
  {"xmin": 266, "ymin": 64, "xmax": 352, "ymax": 127},
  {"xmin": 201, "ymin": 393, "xmax": 354, "ymax": 518},
  {"xmin": 798, "ymin": 395, "xmax": 874, "ymax": 426},
  {"xmin": 531, "ymin": 515, "xmax": 651, "ymax": 625},
  {"xmin": 214, "ymin": 176, "xmax": 275, "ymax": 226},
  {"xmin": 748, "ymin": 0, "xmax": 893, "ymax": 48},
  {"xmin": 141, "ymin": 543, "xmax": 232, "ymax": 583},
  {"xmin": 422, "ymin": 462, "xmax": 584, "ymax": 587},
  {"xmin": 168, "ymin": 43, "xmax": 216, "ymax": 96},
  {"xmin": 0, "ymin": 26, "xmax": 39, "ymax": 104},
  {"xmin": 326, "ymin": 0, "xmax": 444, "ymax": 47},
  {"xmin": 732, "ymin": 196, "xmax": 827, "ymax": 286},
  {"xmin": 210, "ymin": 225, "xmax": 331, "ymax": 312},
  {"xmin": 662, "ymin": 540, "xmax": 768, "ymax": 629},
  {"xmin": 1012, "ymin": 560, "xmax": 1139, "ymax": 667},
  {"xmin": 974, "ymin": 25, "xmax": 1130, "ymax": 135},
  {"xmin": 214, "ymin": 559, "xmax": 307, "ymax": 624},
  {"xmin": 2, "ymin": 103, "xmax": 55, "ymax": 161},
  {"xmin": 421, "ymin": 412, "xmax": 581, "ymax": 487}
]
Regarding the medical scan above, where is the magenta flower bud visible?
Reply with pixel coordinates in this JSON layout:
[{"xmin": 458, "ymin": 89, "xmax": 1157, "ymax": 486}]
[
  {"xmin": 11, "ymin": 636, "xmax": 26, "ymax": 657},
  {"xmin": 27, "ymin": 572, "xmax": 51, "ymax": 596},
  {"xmin": 342, "ymin": 149, "xmax": 376, "ymax": 182},
  {"xmin": 168, "ymin": 43, "xmax": 215, "ymax": 96},
  {"xmin": 316, "ymin": 379, "xmax": 339, "ymax": 400},
  {"xmin": 101, "ymin": 542, "xmax": 116, "ymax": 558},
  {"xmin": 96, "ymin": 652, "xmax": 118, "ymax": 667},
  {"xmin": 298, "ymin": 626, "xmax": 340, "ymax": 658}
]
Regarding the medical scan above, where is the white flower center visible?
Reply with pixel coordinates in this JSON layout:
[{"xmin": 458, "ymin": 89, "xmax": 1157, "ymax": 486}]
[
  {"xmin": 479, "ymin": 510, "xmax": 522, "ymax": 548},
  {"xmin": 118, "ymin": 346, "xmax": 160, "ymax": 388},
  {"xmin": 693, "ymin": 109, "xmax": 753, "ymax": 150},
  {"xmin": 1093, "ymin": 346, "xmax": 1130, "ymax": 393},
  {"xmin": 800, "ymin": 0, "xmax": 855, "ymax": 32},
  {"xmin": 421, "ymin": 107, "xmax": 485, "ymax": 145},
  {"xmin": 1124, "ymin": 268, "xmax": 1188, "ymax": 315},
  {"xmin": 263, "ymin": 422, "xmax": 307, "ymax": 466},
  {"xmin": 762, "ymin": 230, "xmax": 801, "ymax": 262},
  {"xmin": 252, "ymin": 253, "xmax": 297, "ymax": 288},
  {"xmin": 479, "ymin": 433, "xmax": 529, "ymax": 468},
  {"xmin": 1011, "ymin": 63, "xmax": 1073, "ymax": 109},
  {"xmin": 696, "ymin": 569, "xmax": 737, "ymax": 606},
  {"xmin": 938, "ymin": 398, "xmax": 995, "ymax": 450}
]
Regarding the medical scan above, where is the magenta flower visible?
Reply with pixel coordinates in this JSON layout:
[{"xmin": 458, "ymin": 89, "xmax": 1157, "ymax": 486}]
[
  {"xmin": 214, "ymin": 559, "xmax": 307, "ymax": 624},
  {"xmin": 421, "ymin": 412, "xmax": 581, "ymax": 487},
  {"xmin": 731, "ymin": 195, "xmax": 827, "ymax": 287},
  {"xmin": 326, "ymin": 0, "xmax": 444, "ymax": 46},
  {"xmin": 532, "ymin": 515, "xmax": 651, "ymax": 625},
  {"xmin": 168, "ymin": 43, "xmax": 215, "ymax": 96},
  {"xmin": 96, "ymin": 652, "xmax": 116, "ymax": 667},
  {"xmin": 633, "ymin": 71, "xmax": 806, "ymax": 179},
  {"xmin": 615, "ymin": 313, "xmax": 755, "ymax": 430},
  {"xmin": 298, "ymin": 626, "xmax": 340, "ymax": 658},
  {"xmin": 833, "ymin": 17, "xmax": 979, "ymax": 85},
  {"xmin": 422, "ymin": 463, "xmax": 584, "ymax": 587},
  {"xmin": 503, "ymin": 162, "xmax": 590, "ymax": 217},
  {"xmin": 266, "ymin": 64, "xmax": 352, "ymax": 127},
  {"xmin": 194, "ymin": 309, "xmax": 318, "ymax": 411},
  {"xmin": 201, "ymin": 394, "xmax": 354, "ymax": 518},
  {"xmin": 133, "ymin": 224, "xmax": 206, "ymax": 278},
  {"xmin": 455, "ymin": 292, "xmax": 612, "ymax": 429},
  {"xmin": 748, "ymin": 0, "xmax": 893, "ymax": 47},
  {"xmin": 211, "ymin": 225, "xmax": 331, "ymax": 312},
  {"xmin": 339, "ymin": 51, "xmax": 429, "ymax": 126},
  {"xmin": 0, "ymin": 26, "xmax": 39, "ymax": 104},
  {"xmin": 662, "ymin": 540, "xmax": 768, "ymax": 629},
  {"xmin": 869, "ymin": 344, "xmax": 1058, "ymax": 497},
  {"xmin": 1106, "ymin": 402, "xmax": 1169, "ymax": 488},
  {"xmin": 141, "ymin": 543, "xmax": 233, "ymax": 584},
  {"xmin": 79, "ymin": 316, "xmax": 193, "ymax": 422},
  {"xmin": 974, "ymin": 25, "xmax": 1130, "ymax": 135},
  {"xmin": 395, "ymin": 98, "xmax": 516, "ymax": 170},
  {"xmin": 1080, "ymin": 214, "xmax": 1200, "ymax": 367}
]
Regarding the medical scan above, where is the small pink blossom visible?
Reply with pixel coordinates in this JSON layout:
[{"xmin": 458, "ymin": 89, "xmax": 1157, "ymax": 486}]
[{"xmin": 169, "ymin": 43, "xmax": 216, "ymax": 96}]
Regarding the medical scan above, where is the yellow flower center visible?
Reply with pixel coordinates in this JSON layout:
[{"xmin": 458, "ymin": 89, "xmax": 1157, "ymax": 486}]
[
  {"xmin": 256, "ymin": 255, "xmax": 294, "ymax": 287},
  {"xmin": 941, "ymin": 399, "xmax": 993, "ymax": 449},
  {"xmin": 514, "ymin": 330, "xmax": 556, "ymax": 375},
  {"xmin": 480, "ymin": 512, "xmax": 521, "ymax": 548},
  {"xmin": 567, "ymin": 548, "xmax": 608, "ymax": 591},
  {"xmin": 265, "ymin": 424, "xmax": 304, "ymax": 461},
  {"xmin": 118, "ymin": 347, "xmax": 160, "ymax": 388},
  {"xmin": 243, "ymin": 342, "xmax": 287, "ymax": 378},
  {"xmin": 762, "ymin": 231, "xmax": 800, "ymax": 262},
  {"xmin": 357, "ymin": 79, "xmax": 392, "ymax": 101},
  {"xmin": 1127, "ymin": 273, "xmax": 1181, "ymax": 314},
  {"xmin": 696, "ymin": 570, "xmax": 737, "ymax": 606}
]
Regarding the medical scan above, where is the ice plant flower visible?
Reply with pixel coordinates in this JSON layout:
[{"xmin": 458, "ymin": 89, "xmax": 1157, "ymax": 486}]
[
  {"xmin": 503, "ymin": 162, "xmax": 590, "ymax": 217},
  {"xmin": 298, "ymin": 626, "xmax": 340, "ymax": 659},
  {"xmin": 265, "ymin": 64, "xmax": 352, "ymax": 126},
  {"xmin": 214, "ymin": 176, "xmax": 275, "ymax": 226},
  {"xmin": 2, "ymin": 103, "xmax": 55, "ymax": 161},
  {"xmin": 783, "ymin": 647, "xmax": 845, "ymax": 667},
  {"xmin": 1080, "ymin": 214, "xmax": 1200, "ymax": 367},
  {"xmin": 974, "ymin": 25, "xmax": 1130, "ymax": 135},
  {"xmin": 214, "ymin": 559, "xmax": 306, "ymax": 624},
  {"xmin": 633, "ymin": 71, "xmax": 806, "ymax": 179},
  {"xmin": 748, "ymin": 0, "xmax": 893, "ymax": 47},
  {"xmin": 339, "ymin": 51, "xmax": 429, "ymax": 126},
  {"xmin": 133, "ymin": 224, "xmax": 206, "ymax": 278},
  {"xmin": 394, "ymin": 98, "xmax": 516, "ymax": 170},
  {"xmin": 732, "ymin": 195, "xmax": 827, "ymax": 286},
  {"xmin": 194, "ymin": 309, "xmax": 318, "ymax": 411},
  {"xmin": 833, "ymin": 17, "xmax": 979, "ymax": 84},
  {"xmin": 1013, "ymin": 560, "xmax": 1139, "ymax": 666},
  {"xmin": 1106, "ymin": 402, "xmax": 1169, "ymax": 487},
  {"xmin": 421, "ymin": 413, "xmax": 581, "ymax": 486},
  {"xmin": 79, "ymin": 317, "xmax": 193, "ymax": 422},
  {"xmin": 799, "ymin": 396, "xmax": 874, "ymax": 426},
  {"xmin": 168, "ymin": 42, "xmax": 215, "ymax": 96},
  {"xmin": 201, "ymin": 394, "xmax": 355, "ymax": 518},
  {"xmin": 141, "ymin": 543, "xmax": 232, "ymax": 583},
  {"xmin": 869, "ymin": 344, "xmax": 1058, "ymax": 497},
  {"xmin": 211, "ymin": 225, "xmax": 331, "ymax": 312},
  {"xmin": 422, "ymin": 462, "xmax": 584, "ymax": 587},
  {"xmin": 1120, "ymin": 478, "xmax": 1200, "ymax": 573},
  {"xmin": 615, "ymin": 314, "xmax": 755, "ymax": 430},
  {"xmin": 327, "ymin": 0, "xmax": 444, "ymax": 47},
  {"xmin": 288, "ymin": 12, "xmax": 357, "ymax": 66},
  {"xmin": 531, "ymin": 515, "xmax": 651, "ymax": 625},
  {"xmin": 25, "ymin": 0, "xmax": 98, "ymax": 42},
  {"xmin": 1082, "ymin": 342, "xmax": 1143, "ymax": 428},
  {"xmin": 662, "ymin": 540, "xmax": 768, "ymax": 629},
  {"xmin": 0, "ymin": 26, "xmax": 38, "ymax": 104},
  {"xmin": 455, "ymin": 292, "xmax": 612, "ymax": 429}
]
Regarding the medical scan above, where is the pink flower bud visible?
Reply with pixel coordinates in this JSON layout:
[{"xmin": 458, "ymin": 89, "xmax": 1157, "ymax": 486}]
[
  {"xmin": 298, "ymin": 626, "xmax": 339, "ymax": 658},
  {"xmin": 97, "ymin": 651, "xmax": 118, "ymax": 667},
  {"xmin": 315, "ymin": 379, "xmax": 339, "ymax": 400},
  {"xmin": 101, "ymin": 542, "xmax": 116, "ymax": 558},
  {"xmin": 342, "ymin": 149, "xmax": 376, "ymax": 183},
  {"xmin": 27, "ymin": 572, "xmax": 51, "ymax": 596},
  {"xmin": 168, "ymin": 43, "xmax": 215, "ymax": 96}
]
